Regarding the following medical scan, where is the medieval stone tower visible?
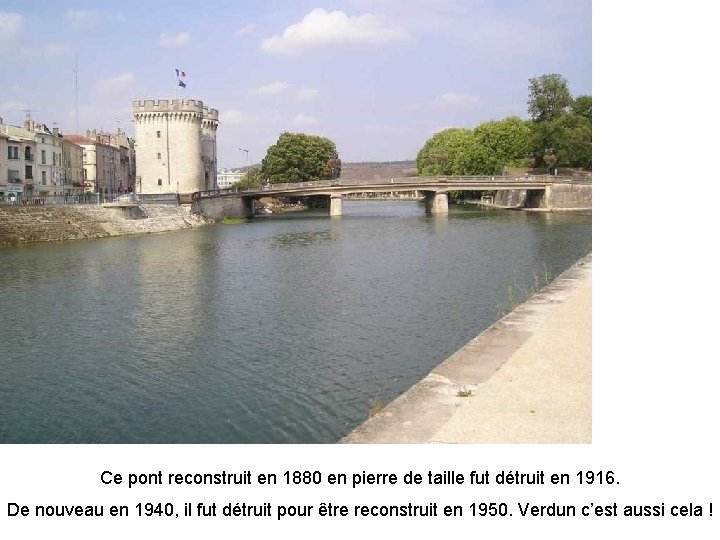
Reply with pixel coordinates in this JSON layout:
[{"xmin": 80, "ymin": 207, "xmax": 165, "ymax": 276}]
[{"xmin": 132, "ymin": 99, "xmax": 218, "ymax": 195}]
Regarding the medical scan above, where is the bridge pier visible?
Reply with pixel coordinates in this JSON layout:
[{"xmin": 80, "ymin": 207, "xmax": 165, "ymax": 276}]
[
  {"xmin": 191, "ymin": 194, "xmax": 254, "ymax": 220},
  {"xmin": 329, "ymin": 194, "xmax": 343, "ymax": 217},
  {"xmin": 424, "ymin": 191, "xmax": 449, "ymax": 214}
]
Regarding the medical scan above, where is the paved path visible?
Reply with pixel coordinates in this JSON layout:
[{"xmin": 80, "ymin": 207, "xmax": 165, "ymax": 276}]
[{"xmin": 342, "ymin": 255, "xmax": 592, "ymax": 444}]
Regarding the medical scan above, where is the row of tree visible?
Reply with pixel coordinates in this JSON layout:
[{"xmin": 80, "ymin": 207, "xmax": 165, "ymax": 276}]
[
  {"xmin": 417, "ymin": 74, "xmax": 591, "ymax": 175},
  {"xmin": 239, "ymin": 73, "xmax": 589, "ymax": 187}
]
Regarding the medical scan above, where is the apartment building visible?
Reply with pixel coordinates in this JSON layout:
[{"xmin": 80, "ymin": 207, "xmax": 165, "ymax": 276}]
[
  {"xmin": 65, "ymin": 129, "xmax": 135, "ymax": 196},
  {"xmin": 2, "ymin": 125, "xmax": 35, "ymax": 201}
]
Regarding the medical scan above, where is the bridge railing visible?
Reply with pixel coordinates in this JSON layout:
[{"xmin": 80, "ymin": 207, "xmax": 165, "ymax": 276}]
[{"xmin": 193, "ymin": 175, "xmax": 590, "ymax": 199}]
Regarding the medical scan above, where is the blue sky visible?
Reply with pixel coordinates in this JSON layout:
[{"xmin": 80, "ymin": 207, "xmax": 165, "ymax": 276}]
[{"xmin": 0, "ymin": 1, "xmax": 591, "ymax": 167}]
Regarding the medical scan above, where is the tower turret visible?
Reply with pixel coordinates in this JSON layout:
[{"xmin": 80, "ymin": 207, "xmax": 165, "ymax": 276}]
[{"xmin": 132, "ymin": 99, "xmax": 218, "ymax": 195}]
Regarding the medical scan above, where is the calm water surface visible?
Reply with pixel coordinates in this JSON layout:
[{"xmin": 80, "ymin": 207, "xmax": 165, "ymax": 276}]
[{"xmin": 0, "ymin": 201, "xmax": 591, "ymax": 443}]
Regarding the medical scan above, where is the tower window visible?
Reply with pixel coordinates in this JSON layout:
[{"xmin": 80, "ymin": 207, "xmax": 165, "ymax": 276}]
[
  {"xmin": 158, "ymin": 178, "xmax": 163, "ymax": 186},
  {"xmin": 156, "ymin": 131, "xmax": 161, "ymax": 138},
  {"xmin": 157, "ymin": 152, "xmax": 162, "ymax": 159}
]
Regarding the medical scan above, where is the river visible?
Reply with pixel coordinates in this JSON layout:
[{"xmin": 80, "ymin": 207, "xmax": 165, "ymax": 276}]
[{"xmin": 0, "ymin": 201, "xmax": 591, "ymax": 443}]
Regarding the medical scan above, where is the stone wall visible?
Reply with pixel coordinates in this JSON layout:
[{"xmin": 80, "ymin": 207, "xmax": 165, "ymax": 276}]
[
  {"xmin": 133, "ymin": 99, "xmax": 219, "ymax": 195},
  {"xmin": 494, "ymin": 189, "xmax": 527, "ymax": 207},
  {"xmin": 0, "ymin": 204, "xmax": 210, "ymax": 246},
  {"xmin": 191, "ymin": 196, "xmax": 254, "ymax": 220},
  {"xmin": 544, "ymin": 184, "xmax": 592, "ymax": 209},
  {"xmin": 491, "ymin": 184, "xmax": 592, "ymax": 210}
]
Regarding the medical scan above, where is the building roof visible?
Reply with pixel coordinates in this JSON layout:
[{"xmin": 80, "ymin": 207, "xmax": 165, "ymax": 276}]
[
  {"xmin": 2, "ymin": 125, "xmax": 35, "ymax": 141},
  {"xmin": 65, "ymin": 133, "xmax": 129, "ymax": 149},
  {"xmin": 64, "ymin": 134, "xmax": 97, "ymax": 145}
]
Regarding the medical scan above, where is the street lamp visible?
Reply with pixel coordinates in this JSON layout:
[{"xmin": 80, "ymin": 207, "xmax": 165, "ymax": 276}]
[{"xmin": 238, "ymin": 147, "xmax": 250, "ymax": 166}]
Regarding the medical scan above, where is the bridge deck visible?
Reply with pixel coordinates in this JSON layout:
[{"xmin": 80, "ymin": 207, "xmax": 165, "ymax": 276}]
[{"xmin": 193, "ymin": 175, "xmax": 590, "ymax": 200}]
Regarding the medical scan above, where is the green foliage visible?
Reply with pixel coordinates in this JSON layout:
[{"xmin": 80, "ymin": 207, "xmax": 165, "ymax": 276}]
[
  {"xmin": 551, "ymin": 113, "xmax": 592, "ymax": 169},
  {"xmin": 417, "ymin": 118, "xmax": 532, "ymax": 176},
  {"xmin": 416, "ymin": 128, "xmax": 478, "ymax": 175},
  {"xmin": 527, "ymin": 75, "xmax": 591, "ymax": 169},
  {"xmin": 474, "ymin": 117, "xmax": 533, "ymax": 174},
  {"xmin": 571, "ymin": 95, "xmax": 592, "ymax": 120},
  {"xmin": 368, "ymin": 397, "xmax": 384, "ymax": 419},
  {"xmin": 221, "ymin": 218, "xmax": 248, "ymax": 225},
  {"xmin": 230, "ymin": 167, "xmax": 262, "ymax": 190},
  {"xmin": 527, "ymin": 74, "xmax": 573, "ymax": 122},
  {"xmin": 415, "ymin": 73, "xmax": 591, "ymax": 174},
  {"xmin": 260, "ymin": 132, "xmax": 340, "ymax": 183}
]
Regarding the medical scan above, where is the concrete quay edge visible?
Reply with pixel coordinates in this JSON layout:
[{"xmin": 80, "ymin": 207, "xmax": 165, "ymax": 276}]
[{"xmin": 340, "ymin": 253, "xmax": 592, "ymax": 444}]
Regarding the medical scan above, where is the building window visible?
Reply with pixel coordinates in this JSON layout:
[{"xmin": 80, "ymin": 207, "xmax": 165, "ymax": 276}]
[
  {"xmin": 25, "ymin": 165, "xmax": 33, "ymax": 179},
  {"xmin": 42, "ymin": 171, "xmax": 47, "ymax": 184},
  {"xmin": 157, "ymin": 152, "xmax": 162, "ymax": 159},
  {"xmin": 41, "ymin": 150, "xmax": 46, "ymax": 164},
  {"xmin": 156, "ymin": 131, "xmax": 161, "ymax": 138},
  {"xmin": 158, "ymin": 178, "xmax": 163, "ymax": 186}
]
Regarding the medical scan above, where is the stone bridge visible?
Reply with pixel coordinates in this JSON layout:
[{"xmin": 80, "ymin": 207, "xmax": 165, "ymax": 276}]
[{"xmin": 190, "ymin": 175, "xmax": 591, "ymax": 219}]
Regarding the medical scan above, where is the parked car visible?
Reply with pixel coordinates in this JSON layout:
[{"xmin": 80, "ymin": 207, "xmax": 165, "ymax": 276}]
[{"xmin": 113, "ymin": 193, "xmax": 140, "ymax": 203}]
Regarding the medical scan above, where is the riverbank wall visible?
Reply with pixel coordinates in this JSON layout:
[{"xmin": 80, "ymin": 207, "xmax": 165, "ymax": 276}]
[
  {"xmin": 341, "ymin": 253, "xmax": 592, "ymax": 444},
  {"xmin": 0, "ymin": 204, "xmax": 210, "ymax": 246},
  {"xmin": 488, "ymin": 185, "xmax": 591, "ymax": 210}
]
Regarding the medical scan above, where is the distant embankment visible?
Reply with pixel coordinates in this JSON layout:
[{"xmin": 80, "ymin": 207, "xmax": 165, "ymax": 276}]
[
  {"xmin": 340, "ymin": 161, "xmax": 417, "ymax": 182},
  {"xmin": 0, "ymin": 205, "xmax": 210, "ymax": 247}
]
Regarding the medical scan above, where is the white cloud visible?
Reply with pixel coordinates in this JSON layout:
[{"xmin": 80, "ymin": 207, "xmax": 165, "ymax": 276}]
[
  {"xmin": 1, "ymin": 100, "xmax": 26, "ymax": 111},
  {"xmin": 252, "ymin": 81, "xmax": 288, "ymax": 96},
  {"xmin": 234, "ymin": 24, "xmax": 255, "ymax": 38},
  {"xmin": 159, "ymin": 32, "xmax": 190, "ymax": 47},
  {"xmin": 92, "ymin": 73, "xmax": 136, "ymax": 95},
  {"xmin": 296, "ymin": 87, "xmax": 320, "ymax": 101},
  {"xmin": 221, "ymin": 109, "xmax": 245, "ymax": 125},
  {"xmin": 440, "ymin": 92, "xmax": 480, "ymax": 107},
  {"xmin": 261, "ymin": 8, "xmax": 410, "ymax": 54},
  {"xmin": 0, "ymin": 12, "xmax": 23, "ymax": 49},
  {"xmin": 293, "ymin": 113, "xmax": 319, "ymax": 126},
  {"xmin": 65, "ymin": 10, "xmax": 100, "ymax": 29}
]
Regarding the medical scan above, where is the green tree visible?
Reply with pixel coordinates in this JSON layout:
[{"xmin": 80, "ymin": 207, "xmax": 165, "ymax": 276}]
[
  {"xmin": 417, "ymin": 119, "xmax": 532, "ymax": 176},
  {"xmin": 527, "ymin": 74, "xmax": 572, "ymax": 122},
  {"xmin": 571, "ymin": 95, "xmax": 592, "ymax": 120},
  {"xmin": 530, "ymin": 113, "xmax": 591, "ymax": 169},
  {"xmin": 474, "ymin": 117, "xmax": 533, "ymax": 174},
  {"xmin": 260, "ymin": 132, "xmax": 340, "ymax": 183},
  {"xmin": 417, "ymin": 128, "xmax": 488, "ymax": 175},
  {"xmin": 230, "ymin": 167, "xmax": 262, "ymax": 189},
  {"xmin": 552, "ymin": 113, "xmax": 592, "ymax": 169},
  {"xmin": 527, "ymin": 74, "xmax": 590, "ymax": 169}
]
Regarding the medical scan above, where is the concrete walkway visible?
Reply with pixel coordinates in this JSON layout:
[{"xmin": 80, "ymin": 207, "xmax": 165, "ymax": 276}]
[{"xmin": 342, "ymin": 254, "xmax": 592, "ymax": 444}]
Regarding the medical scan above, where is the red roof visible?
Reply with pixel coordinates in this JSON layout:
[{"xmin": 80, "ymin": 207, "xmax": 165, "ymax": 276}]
[{"xmin": 64, "ymin": 135, "xmax": 96, "ymax": 144}]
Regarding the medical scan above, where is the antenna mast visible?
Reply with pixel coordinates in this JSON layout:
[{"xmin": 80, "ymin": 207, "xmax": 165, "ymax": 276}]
[{"xmin": 74, "ymin": 53, "xmax": 79, "ymax": 134}]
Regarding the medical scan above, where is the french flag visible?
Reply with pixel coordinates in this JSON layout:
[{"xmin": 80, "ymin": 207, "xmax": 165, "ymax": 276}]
[{"xmin": 175, "ymin": 68, "xmax": 186, "ymax": 78}]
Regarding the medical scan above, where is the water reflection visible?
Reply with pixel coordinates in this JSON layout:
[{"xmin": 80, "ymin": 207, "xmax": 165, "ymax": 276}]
[
  {"xmin": 268, "ymin": 229, "xmax": 340, "ymax": 249},
  {"xmin": 0, "ymin": 201, "xmax": 591, "ymax": 443}
]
